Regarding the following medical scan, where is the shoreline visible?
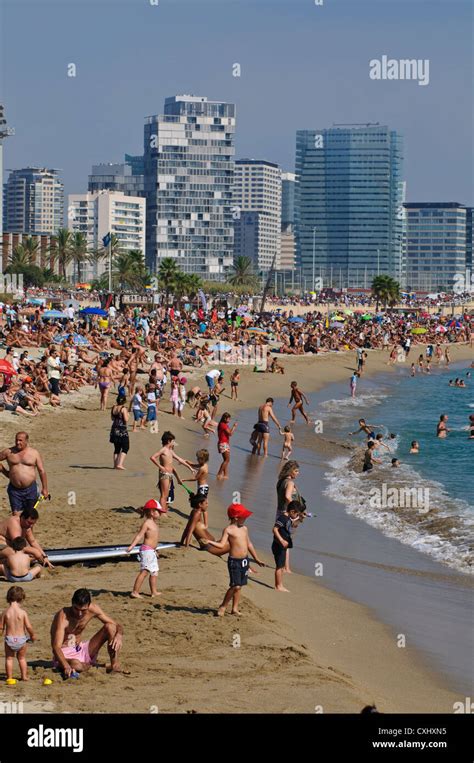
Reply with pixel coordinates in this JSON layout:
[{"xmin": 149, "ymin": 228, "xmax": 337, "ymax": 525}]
[{"xmin": 0, "ymin": 345, "xmax": 472, "ymax": 712}]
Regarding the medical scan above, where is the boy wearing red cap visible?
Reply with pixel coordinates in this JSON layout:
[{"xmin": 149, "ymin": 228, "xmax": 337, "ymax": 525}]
[
  {"xmin": 207, "ymin": 504, "xmax": 264, "ymax": 616},
  {"xmin": 126, "ymin": 500, "xmax": 166, "ymax": 598}
]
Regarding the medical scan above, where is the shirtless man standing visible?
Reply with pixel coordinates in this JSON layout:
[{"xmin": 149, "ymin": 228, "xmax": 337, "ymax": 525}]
[
  {"xmin": 168, "ymin": 353, "xmax": 183, "ymax": 380},
  {"xmin": 150, "ymin": 431, "xmax": 195, "ymax": 506},
  {"xmin": 252, "ymin": 398, "xmax": 282, "ymax": 457},
  {"xmin": 0, "ymin": 432, "xmax": 49, "ymax": 515},
  {"xmin": 51, "ymin": 588, "xmax": 125, "ymax": 677},
  {"xmin": 0, "ymin": 507, "xmax": 53, "ymax": 568}
]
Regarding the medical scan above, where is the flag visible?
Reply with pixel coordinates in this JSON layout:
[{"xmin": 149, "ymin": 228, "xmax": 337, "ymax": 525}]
[
  {"xmin": 198, "ymin": 289, "xmax": 207, "ymax": 312},
  {"xmin": 102, "ymin": 233, "xmax": 111, "ymax": 248}
]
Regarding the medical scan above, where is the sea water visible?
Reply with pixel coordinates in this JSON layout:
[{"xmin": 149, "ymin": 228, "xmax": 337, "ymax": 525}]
[{"xmin": 321, "ymin": 362, "xmax": 473, "ymax": 574}]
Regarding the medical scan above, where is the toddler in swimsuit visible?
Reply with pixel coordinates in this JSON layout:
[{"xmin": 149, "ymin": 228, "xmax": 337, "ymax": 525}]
[{"xmin": 1, "ymin": 585, "xmax": 36, "ymax": 681}]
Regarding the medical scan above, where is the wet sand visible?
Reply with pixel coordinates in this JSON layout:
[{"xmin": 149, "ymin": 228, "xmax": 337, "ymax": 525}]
[{"xmin": 0, "ymin": 344, "xmax": 472, "ymax": 713}]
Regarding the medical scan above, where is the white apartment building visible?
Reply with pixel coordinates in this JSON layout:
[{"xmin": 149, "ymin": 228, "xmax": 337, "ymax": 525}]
[
  {"xmin": 67, "ymin": 190, "xmax": 145, "ymax": 281},
  {"xmin": 233, "ymin": 159, "xmax": 281, "ymax": 271}
]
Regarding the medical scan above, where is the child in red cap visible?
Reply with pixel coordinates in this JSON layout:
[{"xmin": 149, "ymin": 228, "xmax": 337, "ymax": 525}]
[
  {"xmin": 126, "ymin": 499, "xmax": 166, "ymax": 598},
  {"xmin": 206, "ymin": 504, "xmax": 264, "ymax": 616}
]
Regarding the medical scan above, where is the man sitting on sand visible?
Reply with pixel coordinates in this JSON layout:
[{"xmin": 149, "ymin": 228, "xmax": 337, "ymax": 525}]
[
  {"xmin": 51, "ymin": 588, "xmax": 126, "ymax": 678},
  {"xmin": 0, "ymin": 507, "xmax": 53, "ymax": 568}
]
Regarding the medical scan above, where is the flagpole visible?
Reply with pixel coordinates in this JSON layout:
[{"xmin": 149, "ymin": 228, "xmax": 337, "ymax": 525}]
[{"xmin": 108, "ymin": 237, "xmax": 112, "ymax": 292}]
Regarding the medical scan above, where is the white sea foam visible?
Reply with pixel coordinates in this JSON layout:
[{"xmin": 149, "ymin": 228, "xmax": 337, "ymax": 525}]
[
  {"xmin": 321, "ymin": 392, "xmax": 388, "ymax": 418},
  {"xmin": 323, "ymin": 455, "xmax": 473, "ymax": 574}
]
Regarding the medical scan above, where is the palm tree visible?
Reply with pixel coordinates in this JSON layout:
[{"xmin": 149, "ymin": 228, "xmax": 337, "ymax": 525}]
[
  {"xmin": 90, "ymin": 274, "xmax": 109, "ymax": 291},
  {"xmin": 229, "ymin": 256, "xmax": 258, "ymax": 288},
  {"xmin": 9, "ymin": 243, "xmax": 36, "ymax": 268},
  {"xmin": 184, "ymin": 273, "xmax": 203, "ymax": 301},
  {"xmin": 21, "ymin": 236, "xmax": 40, "ymax": 265},
  {"xmin": 173, "ymin": 271, "xmax": 190, "ymax": 304},
  {"xmin": 50, "ymin": 228, "xmax": 72, "ymax": 280},
  {"xmin": 371, "ymin": 275, "xmax": 400, "ymax": 311},
  {"xmin": 113, "ymin": 251, "xmax": 148, "ymax": 290},
  {"xmin": 158, "ymin": 257, "xmax": 180, "ymax": 305},
  {"xmin": 69, "ymin": 231, "xmax": 89, "ymax": 283}
]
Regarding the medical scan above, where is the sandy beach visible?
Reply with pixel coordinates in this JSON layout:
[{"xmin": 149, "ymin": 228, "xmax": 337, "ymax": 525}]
[{"xmin": 0, "ymin": 344, "xmax": 472, "ymax": 714}]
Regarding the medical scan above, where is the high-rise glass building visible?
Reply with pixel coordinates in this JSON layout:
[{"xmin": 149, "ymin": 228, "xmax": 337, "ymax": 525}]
[
  {"xmin": 233, "ymin": 159, "xmax": 281, "ymax": 271},
  {"xmin": 403, "ymin": 202, "xmax": 469, "ymax": 292},
  {"xmin": 281, "ymin": 172, "xmax": 296, "ymax": 229},
  {"xmin": 4, "ymin": 167, "xmax": 64, "ymax": 236},
  {"xmin": 144, "ymin": 95, "xmax": 236, "ymax": 278},
  {"xmin": 88, "ymin": 162, "xmax": 144, "ymax": 196},
  {"xmin": 295, "ymin": 125, "xmax": 404, "ymax": 290}
]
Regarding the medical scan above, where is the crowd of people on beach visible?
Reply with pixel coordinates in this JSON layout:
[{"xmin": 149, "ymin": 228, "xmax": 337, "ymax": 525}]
[{"xmin": 0, "ymin": 290, "xmax": 472, "ymax": 682}]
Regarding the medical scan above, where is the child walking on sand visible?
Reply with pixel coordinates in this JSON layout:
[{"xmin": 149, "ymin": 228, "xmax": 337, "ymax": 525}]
[
  {"xmin": 280, "ymin": 425, "xmax": 295, "ymax": 460},
  {"xmin": 288, "ymin": 381, "xmax": 310, "ymax": 424},
  {"xmin": 126, "ymin": 499, "xmax": 166, "ymax": 598},
  {"xmin": 206, "ymin": 503, "xmax": 264, "ymax": 616},
  {"xmin": 1, "ymin": 586, "xmax": 36, "ymax": 681}
]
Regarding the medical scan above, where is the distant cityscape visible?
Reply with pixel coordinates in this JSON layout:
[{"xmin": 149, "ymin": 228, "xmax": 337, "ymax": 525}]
[{"xmin": 0, "ymin": 97, "xmax": 472, "ymax": 294}]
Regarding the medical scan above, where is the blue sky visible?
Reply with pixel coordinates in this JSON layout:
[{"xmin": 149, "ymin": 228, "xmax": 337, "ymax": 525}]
[{"xmin": 1, "ymin": 0, "xmax": 473, "ymax": 205}]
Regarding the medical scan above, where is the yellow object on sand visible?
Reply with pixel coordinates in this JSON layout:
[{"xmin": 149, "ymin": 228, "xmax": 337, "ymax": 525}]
[
  {"xmin": 43, "ymin": 678, "xmax": 53, "ymax": 686},
  {"xmin": 6, "ymin": 678, "xmax": 17, "ymax": 685}
]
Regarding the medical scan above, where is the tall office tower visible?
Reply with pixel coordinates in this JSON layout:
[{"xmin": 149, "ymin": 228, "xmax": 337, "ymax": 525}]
[
  {"xmin": 68, "ymin": 191, "xmax": 146, "ymax": 281},
  {"xmin": 88, "ymin": 161, "xmax": 144, "ymax": 196},
  {"xmin": 144, "ymin": 95, "xmax": 236, "ymax": 278},
  {"xmin": 4, "ymin": 167, "xmax": 64, "ymax": 235},
  {"xmin": 124, "ymin": 154, "xmax": 145, "ymax": 177},
  {"xmin": 295, "ymin": 125, "xmax": 404, "ymax": 290},
  {"xmin": 466, "ymin": 207, "xmax": 472, "ymax": 281},
  {"xmin": 0, "ymin": 105, "xmax": 14, "ymax": 260},
  {"xmin": 403, "ymin": 202, "xmax": 470, "ymax": 293},
  {"xmin": 233, "ymin": 159, "xmax": 281, "ymax": 271},
  {"xmin": 281, "ymin": 171, "xmax": 296, "ymax": 229},
  {"xmin": 280, "ymin": 171, "xmax": 296, "ymax": 271}
]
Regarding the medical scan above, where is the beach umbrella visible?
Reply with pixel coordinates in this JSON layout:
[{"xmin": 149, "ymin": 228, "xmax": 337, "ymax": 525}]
[
  {"xmin": 330, "ymin": 321, "xmax": 344, "ymax": 328},
  {"xmin": 0, "ymin": 359, "xmax": 17, "ymax": 375},
  {"xmin": 361, "ymin": 314, "xmax": 372, "ymax": 320},
  {"xmin": 331, "ymin": 314, "xmax": 345, "ymax": 322},
  {"xmin": 411, "ymin": 328, "xmax": 427, "ymax": 334},
  {"xmin": 435, "ymin": 325, "xmax": 447, "ymax": 333},
  {"xmin": 43, "ymin": 309, "xmax": 68, "ymax": 319},
  {"xmin": 54, "ymin": 333, "xmax": 90, "ymax": 346},
  {"xmin": 288, "ymin": 316, "xmax": 306, "ymax": 323},
  {"xmin": 80, "ymin": 307, "xmax": 108, "ymax": 317},
  {"xmin": 344, "ymin": 309, "xmax": 354, "ymax": 316}
]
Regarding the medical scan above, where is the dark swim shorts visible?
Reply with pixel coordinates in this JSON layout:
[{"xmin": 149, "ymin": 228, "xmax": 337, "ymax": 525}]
[
  {"xmin": 7, "ymin": 482, "xmax": 39, "ymax": 512},
  {"xmin": 228, "ymin": 557, "xmax": 249, "ymax": 587},
  {"xmin": 255, "ymin": 422, "xmax": 270, "ymax": 434},
  {"xmin": 271, "ymin": 541, "xmax": 287, "ymax": 570}
]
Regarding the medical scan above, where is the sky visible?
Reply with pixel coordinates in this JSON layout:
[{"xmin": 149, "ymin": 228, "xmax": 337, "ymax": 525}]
[{"xmin": 1, "ymin": 0, "xmax": 473, "ymax": 206}]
